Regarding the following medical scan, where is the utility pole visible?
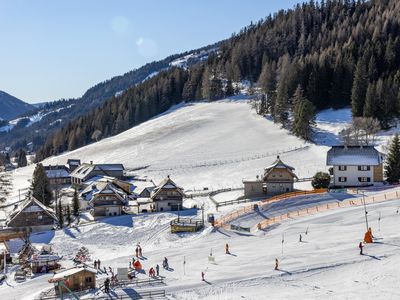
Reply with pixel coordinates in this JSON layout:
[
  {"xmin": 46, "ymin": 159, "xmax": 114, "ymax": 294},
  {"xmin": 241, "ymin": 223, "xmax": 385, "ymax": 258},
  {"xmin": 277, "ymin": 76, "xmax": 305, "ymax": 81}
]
[{"xmin": 362, "ymin": 192, "xmax": 369, "ymax": 231}]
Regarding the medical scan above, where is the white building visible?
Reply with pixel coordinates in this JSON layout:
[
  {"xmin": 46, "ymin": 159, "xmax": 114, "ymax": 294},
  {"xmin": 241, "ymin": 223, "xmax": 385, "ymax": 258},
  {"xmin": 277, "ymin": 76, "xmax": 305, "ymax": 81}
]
[{"xmin": 327, "ymin": 146, "xmax": 384, "ymax": 187}]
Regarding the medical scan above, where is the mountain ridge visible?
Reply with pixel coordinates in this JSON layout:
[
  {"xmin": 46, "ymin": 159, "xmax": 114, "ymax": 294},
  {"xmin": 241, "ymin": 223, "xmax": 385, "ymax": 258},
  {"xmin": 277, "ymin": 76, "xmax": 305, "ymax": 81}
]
[{"xmin": 0, "ymin": 90, "xmax": 35, "ymax": 120}]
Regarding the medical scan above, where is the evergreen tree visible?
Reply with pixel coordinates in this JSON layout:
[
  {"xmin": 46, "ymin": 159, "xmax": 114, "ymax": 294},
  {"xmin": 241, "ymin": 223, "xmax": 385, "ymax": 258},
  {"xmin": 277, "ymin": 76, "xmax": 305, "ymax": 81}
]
[
  {"xmin": 72, "ymin": 187, "xmax": 80, "ymax": 217},
  {"xmin": 312, "ymin": 172, "xmax": 331, "ymax": 189},
  {"xmin": 384, "ymin": 133, "xmax": 400, "ymax": 183},
  {"xmin": 17, "ymin": 150, "xmax": 27, "ymax": 168},
  {"xmin": 351, "ymin": 56, "xmax": 368, "ymax": 117},
  {"xmin": 225, "ymin": 79, "xmax": 235, "ymax": 97},
  {"xmin": 66, "ymin": 205, "xmax": 72, "ymax": 226},
  {"xmin": 293, "ymin": 98, "xmax": 316, "ymax": 140},
  {"xmin": 0, "ymin": 165, "xmax": 12, "ymax": 203},
  {"xmin": 30, "ymin": 163, "xmax": 52, "ymax": 206},
  {"xmin": 58, "ymin": 201, "xmax": 64, "ymax": 228},
  {"xmin": 363, "ymin": 82, "xmax": 377, "ymax": 118}
]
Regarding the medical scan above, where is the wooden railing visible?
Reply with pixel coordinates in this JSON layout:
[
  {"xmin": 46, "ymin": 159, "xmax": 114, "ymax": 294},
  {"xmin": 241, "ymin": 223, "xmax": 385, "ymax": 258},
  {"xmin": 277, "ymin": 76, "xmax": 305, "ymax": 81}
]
[
  {"xmin": 214, "ymin": 189, "xmax": 327, "ymax": 228},
  {"xmin": 254, "ymin": 189, "xmax": 400, "ymax": 231}
]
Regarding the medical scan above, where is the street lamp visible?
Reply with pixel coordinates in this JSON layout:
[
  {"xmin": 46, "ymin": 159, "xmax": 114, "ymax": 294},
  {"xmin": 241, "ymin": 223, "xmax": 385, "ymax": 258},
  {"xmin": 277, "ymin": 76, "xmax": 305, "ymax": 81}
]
[{"xmin": 361, "ymin": 190, "xmax": 369, "ymax": 231}]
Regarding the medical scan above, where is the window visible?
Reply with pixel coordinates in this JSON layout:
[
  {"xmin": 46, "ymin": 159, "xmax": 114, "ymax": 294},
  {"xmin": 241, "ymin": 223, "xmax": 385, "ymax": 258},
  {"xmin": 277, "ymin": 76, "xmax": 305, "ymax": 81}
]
[
  {"xmin": 338, "ymin": 166, "xmax": 347, "ymax": 171},
  {"xmin": 85, "ymin": 277, "xmax": 92, "ymax": 283},
  {"xmin": 38, "ymin": 215, "xmax": 43, "ymax": 220},
  {"xmin": 358, "ymin": 166, "xmax": 370, "ymax": 171},
  {"xmin": 338, "ymin": 177, "xmax": 347, "ymax": 182},
  {"xmin": 358, "ymin": 177, "xmax": 371, "ymax": 182}
]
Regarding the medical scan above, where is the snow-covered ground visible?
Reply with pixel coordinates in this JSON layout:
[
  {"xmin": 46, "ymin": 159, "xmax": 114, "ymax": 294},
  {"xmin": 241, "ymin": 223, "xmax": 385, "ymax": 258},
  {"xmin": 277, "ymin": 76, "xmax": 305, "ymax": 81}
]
[
  {"xmin": 3, "ymin": 96, "xmax": 400, "ymax": 299},
  {"xmin": 2, "ymin": 194, "xmax": 400, "ymax": 299}
]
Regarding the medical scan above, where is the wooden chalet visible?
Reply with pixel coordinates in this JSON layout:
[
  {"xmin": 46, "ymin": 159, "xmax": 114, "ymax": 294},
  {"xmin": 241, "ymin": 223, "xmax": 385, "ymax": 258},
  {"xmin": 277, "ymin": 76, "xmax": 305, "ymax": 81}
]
[
  {"xmin": 80, "ymin": 181, "xmax": 128, "ymax": 217},
  {"xmin": 44, "ymin": 165, "xmax": 71, "ymax": 187},
  {"xmin": 150, "ymin": 176, "xmax": 184, "ymax": 212},
  {"xmin": 243, "ymin": 156, "xmax": 298, "ymax": 198},
  {"xmin": 6, "ymin": 197, "xmax": 58, "ymax": 232},
  {"xmin": 51, "ymin": 265, "xmax": 96, "ymax": 294}
]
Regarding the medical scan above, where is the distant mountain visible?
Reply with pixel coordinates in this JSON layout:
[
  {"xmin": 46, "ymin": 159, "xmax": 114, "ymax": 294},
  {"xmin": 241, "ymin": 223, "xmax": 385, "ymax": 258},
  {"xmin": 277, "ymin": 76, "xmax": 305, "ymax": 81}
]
[
  {"xmin": 0, "ymin": 91, "xmax": 35, "ymax": 120},
  {"xmin": 0, "ymin": 44, "xmax": 219, "ymax": 151}
]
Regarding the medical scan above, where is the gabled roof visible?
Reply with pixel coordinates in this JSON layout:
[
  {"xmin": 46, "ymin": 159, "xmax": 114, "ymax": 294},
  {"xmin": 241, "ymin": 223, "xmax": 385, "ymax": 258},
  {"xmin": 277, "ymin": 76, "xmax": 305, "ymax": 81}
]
[
  {"xmin": 67, "ymin": 159, "xmax": 81, "ymax": 165},
  {"xmin": 263, "ymin": 156, "xmax": 297, "ymax": 180},
  {"xmin": 7, "ymin": 197, "xmax": 58, "ymax": 225},
  {"xmin": 327, "ymin": 146, "xmax": 383, "ymax": 166},
  {"xmin": 70, "ymin": 163, "xmax": 124, "ymax": 180},
  {"xmin": 52, "ymin": 265, "xmax": 97, "ymax": 280},
  {"xmin": 81, "ymin": 181, "xmax": 127, "ymax": 204},
  {"xmin": 151, "ymin": 177, "xmax": 184, "ymax": 199},
  {"xmin": 44, "ymin": 165, "xmax": 70, "ymax": 178}
]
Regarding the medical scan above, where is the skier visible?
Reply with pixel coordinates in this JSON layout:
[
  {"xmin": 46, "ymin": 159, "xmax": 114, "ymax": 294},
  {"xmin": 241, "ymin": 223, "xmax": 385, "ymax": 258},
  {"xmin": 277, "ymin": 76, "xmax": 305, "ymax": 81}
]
[
  {"xmin": 225, "ymin": 243, "xmax": 230, "ymax": 254},
  {"xmin": 274, "ymin": 258, "xmax": 279, "ymax": 270},
  {"xmin": 299, "ymin": 234, "xmax": 302, "ymax": 242},
  {"xmin": 135, "ymin": 247, "xmax": 139, "ymax": 258},
  {"xmin": 156, "ymin": 264, "xmax": 160, "ymax": 276},
  {"xmin": 359, "ymin": 242, "xmax": 364, "ymax": 255},
  {"xmin": 163, "ymin": 257, "xmax": 169, "ymax": 269},
  {"xmin": 138, "ymin": 246, "xmax": 143, "ymax": 257},
  {"xmin": 201, "ymin": 271, "xmax": 205, "ymax": 281},
  {"xmin": 98, "ymin": 259, "xmax": 101, "ymax": 269},
  {"xmin": 94, "ymin": 260, "xmax": 97, "ymax": 269},
  {"xmin": 104, "ymin": 278, "xmax": 110, "ymax": 293},
  {"xmin": 149, "ymin": 267, "xmax": 154, "ymax": 277},
  {"xmin": 129, "ymin": 262, "xmax": 131, "ymax": 269}
]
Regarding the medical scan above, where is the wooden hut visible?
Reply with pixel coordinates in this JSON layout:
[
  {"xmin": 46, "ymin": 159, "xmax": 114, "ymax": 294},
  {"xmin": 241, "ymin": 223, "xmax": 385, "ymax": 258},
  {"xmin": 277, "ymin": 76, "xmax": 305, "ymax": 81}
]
[{"xmin": 51, "ymin": 265, "xmax": 97, "ymax": 294}]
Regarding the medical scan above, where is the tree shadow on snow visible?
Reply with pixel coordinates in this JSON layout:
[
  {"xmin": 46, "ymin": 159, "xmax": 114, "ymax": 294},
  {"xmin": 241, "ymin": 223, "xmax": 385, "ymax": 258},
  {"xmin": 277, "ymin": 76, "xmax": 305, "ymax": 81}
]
[
  {"xmin": 29, "ymin": 230, "xmax": 55, "ymax": 244},
  {"xmin": 98, "ymin": 215, "xmax": 134, "ymax": 228},
  {"xmin": 63, "ymin": 227, "xmax": 77, "ymax": 239}
]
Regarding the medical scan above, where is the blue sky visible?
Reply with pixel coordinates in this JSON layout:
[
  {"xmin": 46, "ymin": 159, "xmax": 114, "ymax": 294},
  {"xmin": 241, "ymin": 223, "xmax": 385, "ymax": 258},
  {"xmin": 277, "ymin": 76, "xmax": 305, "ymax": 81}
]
[{"xmin": 0, "ymin": 0, "xmax": 304, "ymax": 103}]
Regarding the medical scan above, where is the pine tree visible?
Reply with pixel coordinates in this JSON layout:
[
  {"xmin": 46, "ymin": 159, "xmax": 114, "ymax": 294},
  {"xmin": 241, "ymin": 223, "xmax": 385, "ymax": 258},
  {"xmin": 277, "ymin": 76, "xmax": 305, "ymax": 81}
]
[
  {"xmin": 292, "ymin": 89, "xmax": 316, "ymax": 141},
  {"xmin": 17, "ymin": 150, "xmax": 27, "ymax": 168},
  {"xmin": 58, "ymin": 201, "xmax": 64, "ymax": 228},
  {"xmin": 0, "ymin": 165, "xmax": 12, "ymax": 203},
  {"xmin": 66, "ymin": 205, "xmax": 72, "ymax": 226},
  {"xmin": 363, "ymin": 82, "xmax": 377, "ymax": 118},
  {"xmin": 31, "ymin": 163, "xmax": 52, "ymax": 206},
  {"xmin": 351, "ymin": 57, "xmax": 368, "ymax": 117},
  {"xmin": 385, "ymin": 133, "xmax": 400, "ymax": 183},
  {"xmin": 72, "ymin": 187, "xmax": 80, "ymax": 217},
  {"xmin": 225, "ymin": 79, "xmax": 235, "ymax": 97}
]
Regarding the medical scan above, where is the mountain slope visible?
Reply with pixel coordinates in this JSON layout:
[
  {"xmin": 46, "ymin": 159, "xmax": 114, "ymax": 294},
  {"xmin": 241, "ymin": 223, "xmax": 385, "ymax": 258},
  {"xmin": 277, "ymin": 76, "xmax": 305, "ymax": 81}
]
[
  {"xmin": 37, "ymin": 0, "xmax": 400, "ymax": 160},
  {"xmin": 0, "ymin": 91, "xmax": 34, "ymax": 120}
]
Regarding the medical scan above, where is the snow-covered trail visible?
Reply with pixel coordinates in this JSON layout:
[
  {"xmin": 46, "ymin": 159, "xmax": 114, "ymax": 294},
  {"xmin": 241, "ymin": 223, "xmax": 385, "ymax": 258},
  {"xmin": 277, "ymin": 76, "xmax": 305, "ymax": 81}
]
[{"xmin": 2, "ymin": 197, "xmax": 400, "ymax": 299}]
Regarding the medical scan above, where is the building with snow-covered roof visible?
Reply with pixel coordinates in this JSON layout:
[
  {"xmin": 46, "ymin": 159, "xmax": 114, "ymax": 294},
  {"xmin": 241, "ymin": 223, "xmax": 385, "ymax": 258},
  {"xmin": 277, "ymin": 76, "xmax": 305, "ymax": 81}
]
[
  {"xmin": 327, "ymin": 145, "xmax": 384, "ymax": 187},
  {"xmin": 243, "ymin": 156, "xmax": 298, "ymax": 198},
  {"xmin": 6, "ymin": 197, "xmax": 58, "ymax": 232},
  {"xmin": 149, "ymin": 176, "xmax": 184, "ymax": 212},
  {"xmin": 67, "ymin": 159, "xmax": 81, "ymax": 172},
  {"xmin": 44, "ymin": 165, "xmax": 71, "ymax": 187},
  {"xmin": 70, "ymin": 162, "xmax": 125, "ymax": 186},
  {"xmin": 80, "ymin": 181, "xmax": 128, "ymax": 217},
  {"xmin": 51, "ymin": 265, "xmax": 96, "ymax": 293}
]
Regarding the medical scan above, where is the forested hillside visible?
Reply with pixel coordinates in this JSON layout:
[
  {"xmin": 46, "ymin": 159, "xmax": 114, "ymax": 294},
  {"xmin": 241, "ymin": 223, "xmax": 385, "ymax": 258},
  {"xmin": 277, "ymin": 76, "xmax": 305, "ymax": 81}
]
[
  {"xmin": 37, "ymin": 0, "xmax": 400, "ymax": 160},
  {"xmin": 0, "ymin": 91, "xmax": 34, "ymax": 120}
]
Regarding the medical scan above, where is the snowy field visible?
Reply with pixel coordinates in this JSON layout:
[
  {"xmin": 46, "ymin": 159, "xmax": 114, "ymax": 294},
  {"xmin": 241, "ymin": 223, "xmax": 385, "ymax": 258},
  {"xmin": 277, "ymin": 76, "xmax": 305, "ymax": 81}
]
[
  {"xmin": 2, "ymin": 196, "xmax": 400, "ymax": 299},
  {"xmin": 3, "ymin": 96, "xmax": 400, "ymax": 299}
]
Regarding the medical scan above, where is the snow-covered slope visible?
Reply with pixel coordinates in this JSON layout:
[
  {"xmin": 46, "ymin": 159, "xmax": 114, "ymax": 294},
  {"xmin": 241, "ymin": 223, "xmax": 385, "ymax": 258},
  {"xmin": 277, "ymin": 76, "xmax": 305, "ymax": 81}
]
[{"xmin": 13, "ymin": 96, "xmax": 328, "ymax": 193}]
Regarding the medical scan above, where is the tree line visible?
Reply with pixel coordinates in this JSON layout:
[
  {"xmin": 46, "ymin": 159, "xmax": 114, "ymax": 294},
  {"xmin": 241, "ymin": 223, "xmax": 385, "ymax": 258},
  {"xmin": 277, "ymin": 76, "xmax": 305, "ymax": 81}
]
[{"xmin": 37, "ymin": 0, "xmax": 400, "ymax": 159}]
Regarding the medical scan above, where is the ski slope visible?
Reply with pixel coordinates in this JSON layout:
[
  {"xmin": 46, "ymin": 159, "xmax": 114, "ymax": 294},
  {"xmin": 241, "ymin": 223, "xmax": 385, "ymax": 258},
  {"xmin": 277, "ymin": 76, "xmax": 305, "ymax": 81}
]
[
  {"xmin": 8, "ymin": 96, "xmax": 330, "ymax": 202},
  {"xmin": 1, "ymin": 195, "xmax": 400, "ymax": 299}
]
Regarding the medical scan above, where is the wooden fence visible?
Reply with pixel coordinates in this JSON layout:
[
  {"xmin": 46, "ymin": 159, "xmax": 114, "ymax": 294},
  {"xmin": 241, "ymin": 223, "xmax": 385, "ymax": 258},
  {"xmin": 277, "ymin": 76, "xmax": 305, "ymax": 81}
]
[
  {"xmin": 214, "ymin": 189, "xmax": 327, "ymax": 228},
  {"xmin": 254, "ymin": 189, "xmax": 400, "ymax": 232}
]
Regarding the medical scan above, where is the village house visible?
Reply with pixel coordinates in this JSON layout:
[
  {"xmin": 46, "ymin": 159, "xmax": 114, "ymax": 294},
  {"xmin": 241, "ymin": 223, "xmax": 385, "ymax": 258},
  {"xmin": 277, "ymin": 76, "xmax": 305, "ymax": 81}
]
[
  {"xmin": 243, "ymin": 156, "xmax": 298, "ymax": 198},
  {"xmin": 51, "ymin": 265, "xmax": 96, "ymax": 294},
  {"xmin": 70, "ymin": 162, "xmax": 125, "ymax": 186},
  {"xmin": 150, "ymin": 176, "xmax": 184, "ymax": 212},
  {"xmin": 327, "ymin": 145, "xmax": 384, "ymax": 187},
  {"xmin": 6, "ymin": 197, "xmax": 58, "ymax": 232},
  {"xmin": 80, "ymin": 181, "xmax": 129, "ymax": 217},
  {"xmin": 44, "ymin": 165, "xmax": 71, "ymax": 187},
  {"xmin": 133, "ymin": 176, "xmax": 184, "ymax": 213}
]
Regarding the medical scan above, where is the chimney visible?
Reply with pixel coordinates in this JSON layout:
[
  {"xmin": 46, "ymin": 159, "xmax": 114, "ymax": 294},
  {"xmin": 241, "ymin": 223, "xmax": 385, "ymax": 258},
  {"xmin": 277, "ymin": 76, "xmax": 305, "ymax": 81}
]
[{"xmin": 90, "ymin": 161, "xmax": 93, "ymax": 165}]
